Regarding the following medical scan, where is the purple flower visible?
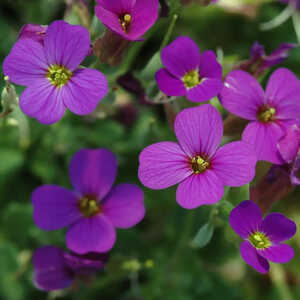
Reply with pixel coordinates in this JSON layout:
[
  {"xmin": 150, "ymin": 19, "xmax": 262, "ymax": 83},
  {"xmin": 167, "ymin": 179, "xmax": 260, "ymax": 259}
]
[
  {"xmin": 95, "ymin": 0, "xmax": 159, "ymax": 41},
  {"xmin": 155, "ymin": 36, "xmax": 223, "ymax": 102},
  {"xmin": 33, "ymin": 246, "xmax": 107, "ymax": 291},
  {"xmin": 18, "ymin": 24, "xmax": 47, "ymax": 44},
  {"xmin": 3, "ymin": 20, "xmax": 108, "ymax": 124},
  {"xmin": 32, "ymin": 149, "xmax": 145, "ymax": 254},
  {"xmin": 230, "ymin": 200, "xmax": 296, "ymax": 273},
  {"xmin": 277, "ymin": 125, "xmax": 300, "ymax": 184},
  {"xmin": 239, "ymin": 42, "xmax": 297, "ymax": 77},
  {"xmin": 138, "ymin": 104, "xmax": 256, "ymax": 209},
  {"xmin": 220, "ymin": 68, "xmax": 300, "ymax": 164}
]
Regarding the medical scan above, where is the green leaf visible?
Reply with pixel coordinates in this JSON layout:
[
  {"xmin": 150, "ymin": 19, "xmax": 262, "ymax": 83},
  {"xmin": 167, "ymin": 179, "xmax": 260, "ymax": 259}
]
[
  {"xmin": 191, "ymin": 222, "xmax": 214, "ymax": 248},
  {"xmin": 225, "ymin": 184, "xmax": 250, "ymax": 205}
]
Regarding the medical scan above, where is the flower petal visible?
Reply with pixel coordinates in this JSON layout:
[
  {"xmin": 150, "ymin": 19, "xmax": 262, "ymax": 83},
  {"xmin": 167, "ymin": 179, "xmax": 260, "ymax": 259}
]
[
  {"xmin": 198, "ymin": 50, "xmax": 222, "ymax": 79},
  {"xmin": 102, "ymin": 183, "xmax": 145, "ymax": 228},
  {"xmin": 138, "ymin": 142, "xmax": 192, "ymax": 189},
  {"xmin": 33, "ymin": 246, "xmax": 73, "ymax": 291},
  {"xmin": 64, "ymin": 68, "xmax": 108, "ymax": 115},
  {"xmin": 291, "ymin": 155, "xmax": 300, "ymax": 185},
  {"xmin": 66, "ymin": 215, "xmax": 116, "ymax": 254},
  {"xmin": 242, "ymin": 121, "xmax": 285, "ymax": 164},
  {"xmin": 96, "ymin": 0, "xmax": 136, "ymax": 13},
  {"xmin": 240, "ymin": 240, "xmax": 269, "ymax": 274},
  {"xmin": 220, "ymin": 70, "xmax": 265, "ymax": 120},
  {"xmin": 229, "ymin": 201, "xmax": 262, "ymax": 238},
  {"xmin": 19, "ymin": 79, "xmax": 66, "ymax": 124},
  {"xmin": 174, "ymin": 104, "xmax": 223, "ymax": 158},
  {"xmin": 161, "ymin": 36, "xmax": 200, "ymax": 78},
  {"xmin": 265, "ymin": 68, "xmax": 300, "ymax": 120},
  {"xmin": 3, "ymin": 38, "xmax": 48, "ymax": 86},
  {"xmin": 155, "ymin": 69, "xmax": 186, "ymax": 97},
  {"xmin": 186, "ymin": 78, "xmax": 223, "ymax": 102},
  {"xmin": 32, "ymin": 185, "xmax": 81, "ymax": 230},
  {"xmin": 176, "ymin": 170, "xmax": 224, "ymax": 209},
  {"xmin": 277, "ymin": 125, "xmax": 300, "ymax": 163},
  {"xmin": 95, "ymin": 5, "xmax": 125, "ymax": 38},
  {"xmin": 69, "ymin": 149, "xmax": 117, "ymax": 200},
  {"xmin": 44, "ymin": 20, "xmax": 90, "ymax": 71},
  {"xmin": 128, "ymin": 0, "xmax": 159, "ymax": 40},
  {"xmin": 260, "ymin": 213, "xmax": 296, "ymax": 243},
  {"xmin": 211, "ymin": 141, "xmax": 257, "ymax": 186},
  {"xmin": 259, "ymin": 244, "xmax": 294, "ymax": 263}
]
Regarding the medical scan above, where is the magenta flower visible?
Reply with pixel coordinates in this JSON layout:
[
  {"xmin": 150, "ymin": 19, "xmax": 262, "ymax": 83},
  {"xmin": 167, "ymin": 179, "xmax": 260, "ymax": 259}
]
[
  {"xmin": 220, "ymin": 68, "xmax": 300, "ymax": 164},
  {"xmin": 138, "ymin": 104, "xmax": 256, "ymax": 209},
  {"xmin": 230, "ymin": 200, "xmax": 296, "ymax": 274},
  {"xmin": 32, "ymin": 149, "xmax": 145, "ymax": 254},
  {"xmin": 155, "ymin": 37, "xmax": 223, "ymax": 103},
  {"xmin": 3, "ymin": 20, "xmax": 108, "ymax": 124},
  {"xmin": 278, "ymin": 125, "xmax": 300, "ymax": 184},
  {"xmin": 33, "ymin": 246, "xmax": 107, "ymax": 291},
  {"xmin": 95, "ymin": 0, "xmax": 159, "ymax": 41}
]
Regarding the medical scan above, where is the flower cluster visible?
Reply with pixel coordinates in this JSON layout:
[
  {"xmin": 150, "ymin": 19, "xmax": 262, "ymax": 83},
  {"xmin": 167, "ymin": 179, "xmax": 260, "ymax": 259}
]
[{"xmin": 2, "ymin": 0, "xmax": 299, "ymax": 293}]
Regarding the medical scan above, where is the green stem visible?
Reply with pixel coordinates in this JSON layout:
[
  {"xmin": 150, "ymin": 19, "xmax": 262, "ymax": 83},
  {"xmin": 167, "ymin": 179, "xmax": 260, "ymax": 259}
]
[
  {"xmin": 160, "ymin": 14, "xmax": 178, "ymax": 51},
  {"xmin": 270, "ymin": 264, "xmax": 293, "ymax": 300}
]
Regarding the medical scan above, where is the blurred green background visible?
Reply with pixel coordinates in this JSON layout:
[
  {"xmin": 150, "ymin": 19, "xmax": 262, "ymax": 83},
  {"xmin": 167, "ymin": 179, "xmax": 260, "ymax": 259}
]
[{"xmin": 0, "ymin": 0, "xmax": 300, "ymax": 299}]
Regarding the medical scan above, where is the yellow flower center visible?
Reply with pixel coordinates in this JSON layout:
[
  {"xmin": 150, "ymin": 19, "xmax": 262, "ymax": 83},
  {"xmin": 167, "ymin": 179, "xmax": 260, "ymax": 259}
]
[
  {"xmin": 120, "ymin": 14, "xmax": 132, "ymax": 33},
  {"xmin": 258, "ymin": 107, "xmax": 276, "ymax": 123},
  {"xmin": 46, "ymin": 65, "xmax": 72, "ymax": 88},
  {"xmin": 182, "ymin": 70, "xmax": 200, "ymax": 89},
  {"xmin": 248, "ymin": 231, "xmax": 271, "ymax": 249},
  {"xmin": 191, "ymin": 156, "xmax": 209, "ymax": 174},
  {"xmin": 79, "ymin": 197, "xmax": 101, "ymax": 217}
]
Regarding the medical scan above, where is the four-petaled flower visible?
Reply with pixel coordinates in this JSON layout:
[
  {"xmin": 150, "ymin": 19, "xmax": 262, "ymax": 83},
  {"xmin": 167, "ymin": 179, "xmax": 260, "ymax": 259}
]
[
  {"xmin": 32, "ymin": 148, "xmax": 145, "ymax": 254},
  {"xmin": 95, "ymin": 0, "xmax": 159, "ymax": 41},
  {"xmin": 155, "ymin": 36, "xmax": 223, "ymax": 103},
  {"xmin": 138, "ymin": 104, "xmax": 257, "ymax": 209},
  {"xmin": 3, "ymin": 20, "xmax": 108, "ymax": 124},
  {"xmin": 33, "ymin": 246, "xmax": 108, "ymax": 291},
  {"xmin": 220, "ymin": 68, "xmax": 300, "ymax": 164},
  {"xmin": 230, "ymin": 200, "xmax": 296, "ymax": 273}
]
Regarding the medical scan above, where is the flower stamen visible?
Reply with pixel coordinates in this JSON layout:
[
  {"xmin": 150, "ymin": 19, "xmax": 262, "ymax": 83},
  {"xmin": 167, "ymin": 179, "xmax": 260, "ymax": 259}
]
[
  {"xmin": 248, "ymin": 231, "xmax": 271, "ymax": 249},
  {"xmin": 182, "ymin": 70, "xmax": 200, "ymax": 89},
  {"xmin": 79, "ymin": 197, "xmax": 101, "ymax": 217},
  {"xmin": 191, "ymin": 156, "xmax": 209, "ymax": 174},
  {"xmin": 120, "ymin": 14, "xmax": 132, "ymax": 33},
  {"xmin": 258, "ymin": 107, "xmax": 276, "ymax": 123},
  {"xmin": 46, "ymin": 65, "xmax": 72, "ymax": 88}
]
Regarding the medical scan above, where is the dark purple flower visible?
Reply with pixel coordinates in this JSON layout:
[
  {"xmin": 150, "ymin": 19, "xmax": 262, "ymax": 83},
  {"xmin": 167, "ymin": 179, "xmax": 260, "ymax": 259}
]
[
  {"xmin": 230, "ymin": 200, "xmax": 296, "ymax": 274},
  {"xmin": 239, "ymin": 42, "xmax": 297, "ymax": 77},
  {"xmin": 138, "ymin": 104, "xmax": 256, "ymax": 209},
  {"xmin": 32, "ymin": 149, "xmax": 145, "ymax": 254},
  {"xmin": 95, "ymin": 0, "xmax": 159, "ymax": 41},
  {"xmin": 278, "ymin": 125, "xmax": 300, "ymax": 184},
  {"xmin": 3, "ymin": 20, "xmax": 108, "ymax": 124},
  {"xmin": 155, "ymin": 36, "xmax": 223, "ymax": 102},
  {"xmin": 18, "ymin": 24, "xmax": 47, "ymax": 44},
  {"xmin": 33, "ymin": 246, "xmax": 107, "ymax": 291},
  {"xmin": 220, "ymin": 68, "xmax": 300, "ymax": 164}
]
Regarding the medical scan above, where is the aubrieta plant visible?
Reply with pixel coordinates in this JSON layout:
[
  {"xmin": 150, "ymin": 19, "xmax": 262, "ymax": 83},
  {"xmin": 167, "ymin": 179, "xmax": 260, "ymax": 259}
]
[
  {"xmin": 32, "ymin": 149, "xmax": 145, "ymax": 254},
  {"xmin": 138, "ymin": 104, "xmax": 257, "ymax": 209},
  {"xmin": 1, "ymin": 0, "xmax": 300, "ymax": 296},
  {"xmin": 3, "ymin": 20, "xmax": 108, "ymax": 124}
]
